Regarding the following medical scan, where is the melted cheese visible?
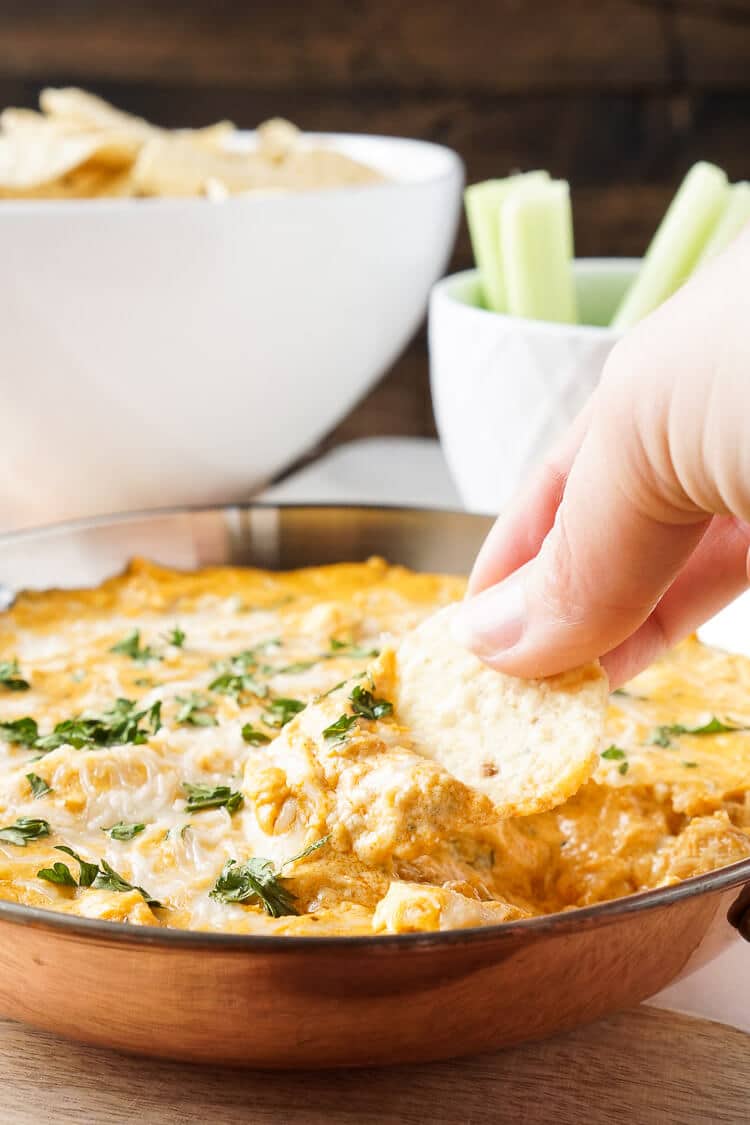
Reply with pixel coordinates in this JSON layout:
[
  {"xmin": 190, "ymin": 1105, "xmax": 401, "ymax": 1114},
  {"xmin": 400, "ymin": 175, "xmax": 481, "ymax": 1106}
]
[{"xmin": 0, "ymin": 557, "xmax": 748, "ymax": 935}]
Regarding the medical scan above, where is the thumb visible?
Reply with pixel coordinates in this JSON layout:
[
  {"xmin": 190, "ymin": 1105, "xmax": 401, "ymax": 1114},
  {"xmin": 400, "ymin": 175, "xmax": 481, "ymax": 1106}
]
[{"xmin": 452, "ymin": 375, "xmax": 711, "ymax": 679}]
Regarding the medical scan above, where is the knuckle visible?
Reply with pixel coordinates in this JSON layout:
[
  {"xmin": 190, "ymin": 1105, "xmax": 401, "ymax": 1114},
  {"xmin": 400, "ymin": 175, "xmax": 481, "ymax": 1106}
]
[{"xmin": 545, "ymin": 458, "xmax": 569, "ymax": 501}]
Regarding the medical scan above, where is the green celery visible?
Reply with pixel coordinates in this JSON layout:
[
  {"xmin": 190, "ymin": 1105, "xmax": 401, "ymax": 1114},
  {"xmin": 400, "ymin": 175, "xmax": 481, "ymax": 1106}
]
[
  {"xmin": 695, "ymin": 181, "xmax": 750, "ymax": 267},
  {"xmin": 464, "ymin": 171, "xmax": 549, "ymax": 312},
  {"xmin": 612, "ymin": 162, "xmax": 729, "ymax": 330},
  {"xmin": 501, "ymin": 178, "xmax": 577, "ymax": 324}
]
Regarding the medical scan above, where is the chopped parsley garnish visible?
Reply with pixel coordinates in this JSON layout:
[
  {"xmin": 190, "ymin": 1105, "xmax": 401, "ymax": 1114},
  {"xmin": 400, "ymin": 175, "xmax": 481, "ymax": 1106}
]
[
  {"xmin": 0, "ymin": 697, "xmax": 161, "ymax": 751},
  {"xmin": 224, "ymin": 651, "xmax": 260, "ymax": 673},
  {"xmin": 110, "ymin": 629, "xmax": 161, "ymax": 664},
  {"xmin": 208, "ymin": 643, "xmax": 281, "ymax": 698},
  {"xmin": 329, "ymin": 637, "xmax": 380, "ymax": 659},
  {"xmin": 650, "ymin": 716, "xmax": 746, "ymax": 748},
  {"xmin": 349, "ymin": 684, "xmax": 393, "ymax": 720},
  {"xmin": 256, "ymin": 638, "xmax": 282, "ymax": 653},
  {"xmin": 175, "ymin": 693, "xmax": 217, "ymax": 727},
  {"xmin": 0, "ymin": 717, "xmax": 39, "ymax": 745},
  {"xmin": 210, "ymin": 857, "xmax": 297, "ymax": 916},
  {"xmin": 209, "ymin": 836, "xmax": 330, "ymax": 916},
  {"xmin": 282, "ymin": 835, "xmax": 331, "ymax": 867},
  {"xmin": 315, "ymin": 680, "xmax": 348, "ymax": 702},
  {"xmin": 276, "ymin": 661, "xmax": 317, "ymax": 675},
  {"xmin": 320, "ymin": 684, "xmax": 392, "ymax": 744},
  {"xmin": 103, "ymin": 822, "xmax": 146, "ymax": 841},
  {"xmin": 0, "ymin": 659, "xmax": 30, "ymax": 692},
  {"xmin": 682, "ymin": 760, "xmax": 699, "ymax": 769},
  {"xmin": 601, "ymin": 746, "xmax": 627, "ymax": 761},
  {"xmin": 165, "ymin": 626, "xmax": 186, "ymax": 648},
  {"xmin": 0, "ymin": 816, "xmax": 50, "ymax": 846},
  {"xmin": 262, "ymin": 698, "xmax": 305, "ymax": 728},
  {"xmin": 0, "ymin": 700, "xmax": 161, "ymax": 753},
  {"xmin": 208, "ymin": 672, "xmax": 267, "ymax": 700},
  {"xmin": 92, "ymin": 859, "xmax": 160, "ymax": 907},
  {"xmin": 221, "ymin": 642, "xmax": 280, "ymax": 674},
  {"xmin": 33, "ymin": 698, "xmax": 162, "ymax": 753},
  {"xmin": 37, "ymin": 861, "xmax": 77, "ymax": 887},
  {"xmin": 687, "ymin": 717, "xmax": 744, "ymax": 735},
  {"xmin": 600, "ymin": 747, "xmax": 629, "ymax": 774},
  {"xmin": 322, "ymin": 714, "xmax": 358, "ymax": 743},
  {"xmin": 241, "ymin": 723, "xmax": 270, "ymax": 745},
  {"xmin": 36, "ymin": 848, "xmax": 159, "ymax": 905},
  {"xmin": 182, "ymin": 782, "xmax": 244, "ymax": 815},
  {"xmin": 26, "ymin": 772, "xmax": 51, "ymax": 798},
  {"xmin": 56, "ymin": 845, "xmax": 99, "ymax": 886},
  {"xmin": 208, "ymin": 671, "xmax": 246, "ymax": 697}
]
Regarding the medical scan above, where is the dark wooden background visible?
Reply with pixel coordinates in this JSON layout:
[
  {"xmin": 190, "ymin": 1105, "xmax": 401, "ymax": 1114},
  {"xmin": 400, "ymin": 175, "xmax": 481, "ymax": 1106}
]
[{"xmin": 3, "ymin": 0, "xmax": 749, "ymax": 458}]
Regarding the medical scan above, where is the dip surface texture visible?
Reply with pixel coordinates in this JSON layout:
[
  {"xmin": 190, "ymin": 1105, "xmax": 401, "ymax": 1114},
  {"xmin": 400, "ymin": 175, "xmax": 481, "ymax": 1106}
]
[{"xmin": 0, "ymin": 558, "xmax": 747, "ymax": 935}]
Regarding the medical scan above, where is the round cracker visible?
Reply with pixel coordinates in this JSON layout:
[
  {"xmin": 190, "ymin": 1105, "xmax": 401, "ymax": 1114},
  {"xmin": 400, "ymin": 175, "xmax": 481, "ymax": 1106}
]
[{"xmin": 395, "ymin": 606, "xmax": 608, "ymax": 817}]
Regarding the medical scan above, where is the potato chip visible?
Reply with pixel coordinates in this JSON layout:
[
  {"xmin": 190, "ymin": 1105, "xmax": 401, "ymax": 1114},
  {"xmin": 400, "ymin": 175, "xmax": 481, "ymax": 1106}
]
[
  {"xmin": 0, "ymin": 132, "xmax": 103, "ymax": 191},
  {"xmin": 279, "ymin": 149, "xmax": 384, "ymax": 189},
  {"xmin": 39, "ymin": 87, "xmax": 155, "ymax": 139},
  {"xmin": 51, "ymin": 165, "xmax": 136, "ymax": 199},
  {"xmin": 39, "ymin": 87, "xmax": 233, "ymax": 156},
  {"xmin": 394, "ymin": 606, "xmax": 608, "ymax": 817},
  {"xmin": 204, "ymin": 177, "xmax": 231, "ymax": 202},
  {"xmin": 0, "ymin": 105, "xmax": 141, "ymax": 176},
  {"xmin": 0, "ymin": 164, "xmax": 134, "ymax": 200},
  {"xmin": 131, "ymin": 135, "xmax": 281, "ymax": 197},
  {"xmin": 179, "ymin": 120, "xmax": 236, "ymax": 152},
  {"xmin": 256, "ymin": 117, "xmax": 302, "ymax": 163},
  {"xmin": 0, "ymin": 86, "xmax": 381, "ymax": 199},
  {"xmin": 0, "ymin": 108, "xmax": 51, "ymax": 135}
]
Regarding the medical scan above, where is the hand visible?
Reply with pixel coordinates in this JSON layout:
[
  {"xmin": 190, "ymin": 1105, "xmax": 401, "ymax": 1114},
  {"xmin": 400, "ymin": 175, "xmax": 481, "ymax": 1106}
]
[{"xmin": 452, "ymin": 226, "xmax": 750, "ymax": 688}]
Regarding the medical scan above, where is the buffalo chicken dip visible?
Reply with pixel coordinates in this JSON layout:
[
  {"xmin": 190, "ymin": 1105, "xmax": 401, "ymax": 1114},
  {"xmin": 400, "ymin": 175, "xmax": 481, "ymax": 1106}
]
[{"xmin": 0, "ymin": 558, "xmax": 747, "ymax": 935}]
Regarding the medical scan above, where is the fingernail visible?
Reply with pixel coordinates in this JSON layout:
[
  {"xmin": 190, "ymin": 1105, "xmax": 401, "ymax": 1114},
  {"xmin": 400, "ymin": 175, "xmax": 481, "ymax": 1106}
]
[{"xmin": 451, "ymin": 567, "xmax": 527, "ymax": 657}]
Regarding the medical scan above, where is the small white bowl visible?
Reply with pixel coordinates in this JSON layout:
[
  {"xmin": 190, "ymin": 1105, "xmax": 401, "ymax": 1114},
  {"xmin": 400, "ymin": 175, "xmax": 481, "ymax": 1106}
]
[
  {"xmin": 0, "ymin": 133, "xmax": 463, "ymax": 529},
  {"xmin": 429, "ymin": 259, "xmax": 638, "ymax": 514}
]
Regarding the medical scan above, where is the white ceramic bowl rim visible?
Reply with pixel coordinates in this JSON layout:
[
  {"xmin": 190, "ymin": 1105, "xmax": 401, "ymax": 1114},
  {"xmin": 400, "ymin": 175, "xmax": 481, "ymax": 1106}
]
[
  {"xmin": 0, "ymin": 131, "xmax": 464, "ymax": 215},
  {"xmin": 433, "ymin": 260, "xmax": 642, "ymax": 340}
]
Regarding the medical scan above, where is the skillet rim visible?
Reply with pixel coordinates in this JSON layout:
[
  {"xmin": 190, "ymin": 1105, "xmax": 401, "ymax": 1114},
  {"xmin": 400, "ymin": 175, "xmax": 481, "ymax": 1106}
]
[{"xmin": 0, "ymin": 499, "xmax": 748, "ymax": 954}]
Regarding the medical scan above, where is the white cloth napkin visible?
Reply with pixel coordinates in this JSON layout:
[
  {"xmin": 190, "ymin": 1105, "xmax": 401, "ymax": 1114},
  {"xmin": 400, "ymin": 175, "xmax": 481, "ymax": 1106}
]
[{"xmin": 263, "ymin": 437, "xmax": 462, "ymax": 509}]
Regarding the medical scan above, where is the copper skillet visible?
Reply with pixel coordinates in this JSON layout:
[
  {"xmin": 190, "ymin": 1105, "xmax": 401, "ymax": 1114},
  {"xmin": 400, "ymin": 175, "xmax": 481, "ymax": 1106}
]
[{"xmin": 0, "ymin": 503, "xmax": 748, "ymax": 1068}]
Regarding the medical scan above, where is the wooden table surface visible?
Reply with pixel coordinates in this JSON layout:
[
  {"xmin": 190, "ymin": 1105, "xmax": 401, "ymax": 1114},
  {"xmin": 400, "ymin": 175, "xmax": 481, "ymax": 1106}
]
[{"xmin": 2, "ymin": 1007, "xmax": 747, "ymax": 1124}]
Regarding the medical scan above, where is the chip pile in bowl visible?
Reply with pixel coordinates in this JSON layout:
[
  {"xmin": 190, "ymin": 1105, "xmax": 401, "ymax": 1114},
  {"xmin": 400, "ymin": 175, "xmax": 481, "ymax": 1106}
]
[
  {"xmin": 0, "ymin": 557, "xmax": 749, "ymax": 937},
  {"xmin": 0, "ymin": 87, "xmax": 383, "ymax": 199}
]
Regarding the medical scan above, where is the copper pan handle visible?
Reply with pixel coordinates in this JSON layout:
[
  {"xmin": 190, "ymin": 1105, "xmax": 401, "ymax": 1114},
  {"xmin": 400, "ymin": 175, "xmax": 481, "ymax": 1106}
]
[{"xmin": 728, "ymin": 883, "xmax": 750, "ymax": 941}]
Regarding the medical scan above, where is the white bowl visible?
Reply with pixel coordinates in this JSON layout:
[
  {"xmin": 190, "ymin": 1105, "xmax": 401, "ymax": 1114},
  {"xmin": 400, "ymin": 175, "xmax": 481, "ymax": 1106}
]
[
  {"xmin": 429, "ymin": 259, "xmax": 639, "ymax": 514},
  {"xmin": 0, "ymin": 133, "xmax": 463, "ymax": 529}
]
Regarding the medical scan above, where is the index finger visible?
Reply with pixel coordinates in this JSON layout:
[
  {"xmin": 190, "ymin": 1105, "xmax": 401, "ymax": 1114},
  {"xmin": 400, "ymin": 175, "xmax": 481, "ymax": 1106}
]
[{"xmin": 468, "ymin": 398, "xmax": 594, "ymax": 596}]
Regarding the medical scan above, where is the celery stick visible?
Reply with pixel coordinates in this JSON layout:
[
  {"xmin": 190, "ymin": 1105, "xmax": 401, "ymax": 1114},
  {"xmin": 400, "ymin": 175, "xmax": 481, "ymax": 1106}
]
[
  {"xmin": 612, "ymin": 162, "xmax": 729, "ymax": 330},
  {"xmin": 464, "ymin": 172, "xmax": 549, "ymax": 312},
  {"xmin": 501, "ymin": 179, "xmax": 577, "ymax": 324},
  {"xmin": 465, "ymin": 180, "xmax": 510, "ymax": 312},
  {"xmin": 695, "ymin": 181, "xmax": 750, "ymax": 266}
]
